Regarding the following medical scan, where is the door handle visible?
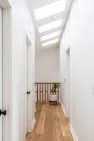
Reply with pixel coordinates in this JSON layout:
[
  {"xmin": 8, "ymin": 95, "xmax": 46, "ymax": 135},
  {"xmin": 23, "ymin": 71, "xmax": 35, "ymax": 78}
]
[
  {"xmin": 27, "ymin": 91, "xmax": 30, "ymax": 95},
  {"xmin": 0, "ymin": 110, "xmax": 7, "ymax": 116}
]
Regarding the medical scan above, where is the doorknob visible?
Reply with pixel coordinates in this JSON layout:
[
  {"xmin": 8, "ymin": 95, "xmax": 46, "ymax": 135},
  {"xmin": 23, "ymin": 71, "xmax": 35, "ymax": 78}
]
[
  {"xmin": 27, "ymin": 91, "xmax": 30, "ymax": 95},
  {"xmin": 0, "ymin": 110, "xmax": 7, "ymax": 116}
]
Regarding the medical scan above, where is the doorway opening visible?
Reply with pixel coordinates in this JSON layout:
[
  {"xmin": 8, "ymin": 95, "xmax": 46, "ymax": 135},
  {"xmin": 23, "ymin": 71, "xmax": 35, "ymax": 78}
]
[
  {"xmin": 66, "ymin": 47, "xmax": 70, "ymax": 117},
  {"xmin": 25, "ymin": 34, "xmax": 32, "ymax": 136}
]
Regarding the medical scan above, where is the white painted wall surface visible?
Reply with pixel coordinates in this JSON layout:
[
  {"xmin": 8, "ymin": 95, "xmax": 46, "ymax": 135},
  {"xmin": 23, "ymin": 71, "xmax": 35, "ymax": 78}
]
[
  {"xmin": 11, "ymin": 1, "xmax": 35, "ymax": 141},
  {"xmin": 60, "ymin": 0, "xmax": 94, "ymax": 140},
  {"xmin": 35, "ymin": 47, "xmax": 59, "ymax": 82}
]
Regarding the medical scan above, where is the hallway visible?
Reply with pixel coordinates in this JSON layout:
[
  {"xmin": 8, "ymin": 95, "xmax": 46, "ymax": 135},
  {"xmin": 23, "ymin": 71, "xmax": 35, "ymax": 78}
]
[
  {"xmin": 27, "ymin": 104, "xmax": 73, "ymax": 141},
  {"xmin": 1, "ymin": 0, "xmax": 94, "ymax": 141}
]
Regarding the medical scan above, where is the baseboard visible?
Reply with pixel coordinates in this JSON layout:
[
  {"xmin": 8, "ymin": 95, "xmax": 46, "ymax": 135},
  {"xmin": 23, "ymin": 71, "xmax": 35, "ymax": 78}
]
[
  {"xmin": 70, "ymin": 124, "xmax": 79, "ymax": 141},
  {"xmin": 61, "ymin": 103, "xmax": 66, "ymax": 116},
  {"xmin": 32, "ymin": 118, "xmax": 36, "ymax": 131}
]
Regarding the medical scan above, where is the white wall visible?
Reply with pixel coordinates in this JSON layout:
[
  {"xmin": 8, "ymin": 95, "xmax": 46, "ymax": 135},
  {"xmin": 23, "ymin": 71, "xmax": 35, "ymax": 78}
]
[
  {"xmin": 35, "ymin": 47, "xmax": 59, "ymax": 82},
  {"xmin": 11, "ymin": 1, "xmax": 35, "ymax": 141},
  {"xmin": 60, "ymin": 0, "xmax": 94, "ymax": 140}
]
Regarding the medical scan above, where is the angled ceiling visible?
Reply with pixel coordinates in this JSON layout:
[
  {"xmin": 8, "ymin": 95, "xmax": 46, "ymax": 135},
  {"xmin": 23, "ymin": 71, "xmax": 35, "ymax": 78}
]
[{"xmin": 27, "ymin": 0, "xmax": 72, "ymax": 50}]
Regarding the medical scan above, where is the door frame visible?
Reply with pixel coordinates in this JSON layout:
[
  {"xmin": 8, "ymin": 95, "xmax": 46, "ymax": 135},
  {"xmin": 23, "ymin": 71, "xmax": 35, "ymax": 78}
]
[
  {"xmin": 0, "ymin": 1, "xmax": 12, "ymax": 141},
  {"xmin": 0, "ymin": 6, "xmax": 3, "ymax": 141},
  {"xmin": 66, "ymin": 47, "xmax": 70, "ymax": 118},
  {"xmin": 25, "ymin": 31, "xmax": 32, "ymax": 135}
]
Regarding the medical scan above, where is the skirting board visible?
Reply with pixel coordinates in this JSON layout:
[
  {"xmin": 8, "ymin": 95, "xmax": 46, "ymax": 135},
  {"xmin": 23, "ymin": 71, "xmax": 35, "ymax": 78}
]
[
  {"xmin": 70, "ymin": 124, "xmax": 79, "ymax": 141},
  {"xmin": 61, "ymin": 103, "xmax": 66, "ymax": 116},
  {"xmin": 32, "ymin": 118, "xmax": 36, "ymax": 131}
]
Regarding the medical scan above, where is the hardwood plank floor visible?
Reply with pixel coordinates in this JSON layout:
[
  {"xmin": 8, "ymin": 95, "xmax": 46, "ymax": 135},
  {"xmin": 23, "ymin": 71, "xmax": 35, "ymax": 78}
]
[
  {"xmin": 27, "ymin": 103, "xmax": 73, "ymax": 141},
  {"xmin": 36, "ymin": 105, "xmax": 46, "ymax": 134}
]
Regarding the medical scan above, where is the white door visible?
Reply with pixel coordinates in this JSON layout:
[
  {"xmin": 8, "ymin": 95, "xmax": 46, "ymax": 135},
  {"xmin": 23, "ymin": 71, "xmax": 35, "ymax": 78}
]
[
  {"xmin": 26, "ymin": 42, "xmax": 31, "ymax": 133},
  {"xmin": 25, "ymin": 41, "xmax": 29, "ymax": 135},
  {"xmin": 0, "ymin": 3, "xmax": 12, "ymax": 141},
  {"xmin": 26, "ymin": 41, "xmax": 31, "ymax": 133},
  {"xmin": 0, "ymin": 6, "xmax": 3, "ymax": 141},
  {"xmin": 66, "ymin": 48, "xmax": 70, "ymax": 117},
  {"xmin": 26, "ymin": 42, "xmax": 28, "ymax": 134}
]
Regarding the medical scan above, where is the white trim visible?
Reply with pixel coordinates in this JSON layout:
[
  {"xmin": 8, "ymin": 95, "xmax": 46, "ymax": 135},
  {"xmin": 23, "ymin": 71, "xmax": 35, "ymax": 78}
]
[
  {"xmin": 26, "ymin": 33, "xmax": 32, "ymax": 47},
  {"xmin": 70, "ymin": 124, "xmax": 79, "ymax": 141},
  {"xmin": 32, "ymin": 118, "xmax": 36, "ymax": 131},
  {"xmin": 66, "ymin": 47, "xmax": 70, "ymax": 56},
  {"xmin": 61, "ymin": 102, "xmax": 70, "ymax": 118},
  {"xmin": 25, "ymin": 31, "xmax": 32, "ymax": 134},
  {"xmin": 61, "ymin": 103, "xmax": 66, "ymax": 116}
]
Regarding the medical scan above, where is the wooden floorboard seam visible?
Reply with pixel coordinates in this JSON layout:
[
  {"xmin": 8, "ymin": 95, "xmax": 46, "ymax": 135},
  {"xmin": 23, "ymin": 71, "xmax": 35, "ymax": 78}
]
[{"xmin": 27, "ymin": 103, "xmax": 73, "ymax": 141}]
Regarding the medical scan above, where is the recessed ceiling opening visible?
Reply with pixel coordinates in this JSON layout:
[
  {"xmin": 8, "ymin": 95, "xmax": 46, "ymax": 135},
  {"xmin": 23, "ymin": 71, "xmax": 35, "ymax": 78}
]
[
  {"xmin": 40, "ymin": 31, "xmax": 61, "ymax": 41},
  {"xmin": 42, "ymin": 38, "xmax": 59, "ymax": 47},
  {"xmin": 38, "ymin": 19, "xmax": 62, "ymax": 33},
  {"xmin": 33, "ymin": 0, "xmax": 67, "ymax": 48},
  {"xmin": 34, "ymin": 0, "xmax": 66, "ymax": 20}
]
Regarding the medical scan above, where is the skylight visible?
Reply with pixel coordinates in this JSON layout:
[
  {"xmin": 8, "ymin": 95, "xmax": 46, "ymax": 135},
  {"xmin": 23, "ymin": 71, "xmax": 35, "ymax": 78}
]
[
  {"xmin": 34, "ymin": 0, "xmax": 66, "ymax": 20},
  {"xmin": 41, "ymin": 31, "xmax": 61, "ymax": 41},
  {"xmin": 38, "ymin": 19, "xmax": 62, "ymax": 33},
  {"xmin": 42, "ymin": 38, "xmax": 59, "ymax": 47}
]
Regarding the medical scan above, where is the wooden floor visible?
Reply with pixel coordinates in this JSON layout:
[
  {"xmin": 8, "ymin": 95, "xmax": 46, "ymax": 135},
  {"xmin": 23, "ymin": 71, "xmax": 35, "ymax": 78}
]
[{"xmin": 27, "ymin": 103, "xmax": 73, "ymax": 141}]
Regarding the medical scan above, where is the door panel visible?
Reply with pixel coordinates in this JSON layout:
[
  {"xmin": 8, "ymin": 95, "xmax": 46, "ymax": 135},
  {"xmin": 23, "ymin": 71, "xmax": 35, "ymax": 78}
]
[
  {"xmin": 27, "ymin": 44, "xmax": 29, "ymax": 132},
  {"xmin": 26, "ymin": 42, "xmax": 28, "ymax": 134},
  {"xmin": 25, "ymin": 42, "xmax": 29, "ymax": 134},
  {"xmin": 26, "ymin": 42, "xmax": 29, "ymax": 133},
  {"xmin": 24, "ymin": 42, "xmax": 28, "ymax": 137},
  {"xmin": 0, "ymin": 6, "xmax": 3, "ymax": 141}
]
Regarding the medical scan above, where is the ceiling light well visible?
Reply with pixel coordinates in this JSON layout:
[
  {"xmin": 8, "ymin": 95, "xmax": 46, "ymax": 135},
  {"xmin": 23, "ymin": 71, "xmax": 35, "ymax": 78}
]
[
  {"xmin": 38, "ymin": 19, "xmax": 63, "ymax": 33},
  {"xmin": 34, "ymin": 0, "xmax": 66, "ymax": 20},
  {"xmin": 40, "ymin": 31, "xmax": 61, "ymax": 41},
  {"xmin": 42, "ymin": 38, "xmax": 59, "ymax": 47}
]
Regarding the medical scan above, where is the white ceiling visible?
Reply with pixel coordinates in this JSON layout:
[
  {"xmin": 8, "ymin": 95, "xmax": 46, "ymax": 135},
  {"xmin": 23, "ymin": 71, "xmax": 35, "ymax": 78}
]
[{"xmin": 27, "ymin": 0, "xmax": 72, "ymax": 50}]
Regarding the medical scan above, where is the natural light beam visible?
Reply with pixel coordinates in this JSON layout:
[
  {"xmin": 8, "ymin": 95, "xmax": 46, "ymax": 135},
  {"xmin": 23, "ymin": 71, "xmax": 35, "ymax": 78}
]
[
  {"xmin": 38, "ymin": 19, "xmax": 62, "ymax": 33},
  {"xmin": 42, "ymin": 38, "xmax": 59, "ymax": 47},
  {"xmin": 34, "ymin": 0, "xmax": 66, "ymax": 20},
  {"xmin": 41, "ymin": 31, "xmax": 61, "ymax": 41}
]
